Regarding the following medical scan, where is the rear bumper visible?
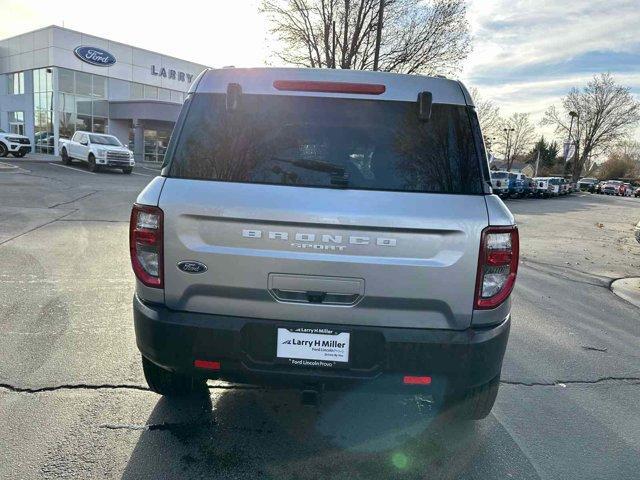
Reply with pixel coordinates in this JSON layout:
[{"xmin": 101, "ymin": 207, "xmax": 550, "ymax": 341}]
[{"xmin": 133, "ymin": 295, "xmax": 510, "ymax": 394}]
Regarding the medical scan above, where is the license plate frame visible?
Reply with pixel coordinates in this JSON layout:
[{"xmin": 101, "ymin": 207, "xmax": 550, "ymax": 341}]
[{"xmin": 276, "ymin": 327, "xmax": 350, "ymax": 368}]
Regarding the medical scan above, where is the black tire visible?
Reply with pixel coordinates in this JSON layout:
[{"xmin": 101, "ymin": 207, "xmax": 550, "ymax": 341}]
[
  {"xmin": 0, "ymin": 143, "xmax": 7, "ymax": 158},
  {"xmin": 446, "ymin": 375, "xmax": 500, "ymax": 420},
  {"xmin": 87, "ymin": 154, "xmax": 99, "ymax": 172},
  {"xmin": 11, "ymin": 151, "xmax": 25, "ymax": 158},
  {"xmin": 122, "ymin": 167, "xmax": 133, "ymax": 174},
  {"xmin": 61, "ymin": 148, "xmax": 72, "ymax": 164},
  {"xmin": 142, "ymin": 356, "xmax": 206, "ymax": 397}
]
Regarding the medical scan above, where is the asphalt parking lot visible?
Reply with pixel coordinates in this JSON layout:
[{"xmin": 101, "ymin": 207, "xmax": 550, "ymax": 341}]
[{"xmin": 1, "ymin": 158, "xmax": 639, "ymax": 479}]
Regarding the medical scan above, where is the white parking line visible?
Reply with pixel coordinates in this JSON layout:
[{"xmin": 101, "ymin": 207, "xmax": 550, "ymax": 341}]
[{"xmin": 48, "ymin": 162, "xmax": 96, "ymax": 175}]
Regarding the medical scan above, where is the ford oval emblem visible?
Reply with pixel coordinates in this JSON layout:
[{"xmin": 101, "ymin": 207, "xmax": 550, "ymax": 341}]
[
  {"xmin": 177, "ymin": 261, "xmax": 208, "ymax": 274},
  {"xmin": 74, "ymin": 46, "xmax": 117, "ymax": 67}
]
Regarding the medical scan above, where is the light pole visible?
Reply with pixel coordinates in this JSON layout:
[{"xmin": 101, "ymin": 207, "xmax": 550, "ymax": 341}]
[
  {"xmin": 568, "ymin": 111, "xmax": 579, "ymax": 179},
  {"xmin": 373, "ymin": 0, "xmax": 385, "ymax": 71},
  {"xmin": 565, "ymin": 111, "xmax": 578, "ymax": 160},
  {"xmin": 503, "ymin": 127, "xmax": 515, "ymax": 170}
]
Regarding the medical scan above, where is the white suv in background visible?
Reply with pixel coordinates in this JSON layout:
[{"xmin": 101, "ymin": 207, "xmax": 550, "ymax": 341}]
[
  {"xmin": 0, "ymin": 128, "xmax": 32, "ymax": 158},
  {"xmin": 59, "ymin": 131, "xmax": 135, "ymax": 173}
]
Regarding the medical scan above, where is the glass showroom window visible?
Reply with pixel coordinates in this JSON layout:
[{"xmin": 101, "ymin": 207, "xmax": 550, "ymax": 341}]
[
  {"xmin": 8, "ymin": 112, "xmax": 25, "ymax": 135},
  {"xmin": 170, "ymin": 90, "xmax": 184, "ymax": 103},
  {"xmin": 56, "ymin": 68, "xmax": 109, "ymax": 140},
  {"xmin": 7, "ymin": 72, "xmax": 25, "ymax": 95},
  {"xmin": 33, "ymin": 68, "xmax": 54, "ymax": 154},
  {"xmin": 144, "ymin": 127, "xmax": 172, "ymax": 162},
  {"xmin": 131, "ymin": 82, "xmax": 144, "ymax": 100}
]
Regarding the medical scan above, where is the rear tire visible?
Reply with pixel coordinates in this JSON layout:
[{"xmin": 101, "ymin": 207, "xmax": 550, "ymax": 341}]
[
  {"xmin": 87, "ymin": 154, "xmax": 99, "ymax": 172},
  {"xmin": 122, "ymin": 167, "xmax": 133, "ymax": 174},
  {"xmin": 142, "ymin": 356, "xmax": 206, "ymax": 397},
  {"xmin": 0, "ymin": 143, "xmax": 7, "ymax": 157},
  {"xmin": 446, "ymin": 375, "xmax": 500, "ymax": 420},
  {"xmin": 61, "ymin": 148, "xmax": 72, "ymax": 165}
]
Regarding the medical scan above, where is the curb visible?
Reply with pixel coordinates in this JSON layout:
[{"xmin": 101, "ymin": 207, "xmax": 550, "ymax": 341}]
[{"xmin": 611, "ymin": 278, "xmax": 640, "ymax": 308}]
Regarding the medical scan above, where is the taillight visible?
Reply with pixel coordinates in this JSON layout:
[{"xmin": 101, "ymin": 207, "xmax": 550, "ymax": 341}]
[
  {"xmin": 130, "ymin": 204, "xmax": 163, "ymax": 288},
  {"xmin": 474, "ymin": 226, "xmax": 519, "ymax": 309}
]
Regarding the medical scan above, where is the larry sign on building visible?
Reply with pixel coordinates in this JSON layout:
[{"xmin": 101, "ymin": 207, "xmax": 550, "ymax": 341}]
[{"xmin": 151, "ymin": 65, "xmax": 193, "ymax": 83}]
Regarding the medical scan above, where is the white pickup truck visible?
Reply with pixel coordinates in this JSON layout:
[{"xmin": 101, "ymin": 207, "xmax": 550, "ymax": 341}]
[
  {"xmin": 0, "ymin": 128, "xmax": 32, "ymax": 158},
  {"xmin": 59, "ymin": 131, "xmax": 135, "ymax": 173}
]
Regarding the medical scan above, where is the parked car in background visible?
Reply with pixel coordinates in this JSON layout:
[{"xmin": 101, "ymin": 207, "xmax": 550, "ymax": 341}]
[
  {"xmin": 622, "ymin": 183, "xmax": 633, "ymax": 196},
  {"xmin": 533, "ymin": 177, "xmax": 553, "ymax": 197},
  {"xmin": 546, "ymin": 177, "xmax": 562, "ymax": 196},
  {"xmin": 523, "ymin": 175, "xmax": 535, "ymax": 197},
  {"xmin": 578, "ymin": 177, "xmax": 598, "ymax": 191},
  {"xmin": 508, "ymin": 172, "xmax": 526, "ymax": 197},
  {"xmin": 490, "ymin": 171, "xmax": 510, "ymax": 197},
  {"xmin": 592, "ymin": 181, "xmax": 606, "ymax": 194},
  {"xmin": 634, "ymin": 187, "xmax": 640, "ymax": 198},
  {"xmin": 569, "ymin": 181, "xmax": 578, "ymax": 193},
  {"xmin": 0, "ymin": 128, "xmax": 32, "ymax": 158},
  {"xmin": 602, "ymin": 180, "xmax": 624, "ymax": 195},
  {"xmin": 557, "ymin": 178, "xmax": 569, "ymax": 195},
  {"xmin": 59, "ymin": 131, "xmax": 135, "ymax": 173}
]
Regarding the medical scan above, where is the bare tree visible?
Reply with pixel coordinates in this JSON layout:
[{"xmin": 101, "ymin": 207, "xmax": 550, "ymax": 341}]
[
  {"xmin": 261, "ymin": 0, "xmax": 471, "ymax": 75},
  {"xmin": 613, "ymin": 139, "xmax": 640, "ymax": 161},
  {"xmin": 596, "ymin": 151, "xmax": 640, "ymax": 180},
  {"xmin": 495, "ymin": 113, "xmax": 536, "ymax": 170},
  {"xmin": 542, "ymin": 73, "xmax": 640, "ymax": 181},
  {"xmin": 469, "ymin": 87, "xmax": 501, "ymax": 152}
]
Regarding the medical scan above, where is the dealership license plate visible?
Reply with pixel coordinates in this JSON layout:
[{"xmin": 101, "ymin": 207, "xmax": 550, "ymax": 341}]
[{"xmin": 277, "ymin": 327, "xmax": 350, "ymax": 367}]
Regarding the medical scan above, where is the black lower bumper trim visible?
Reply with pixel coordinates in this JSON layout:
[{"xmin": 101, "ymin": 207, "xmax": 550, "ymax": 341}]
[{"xmin": 133, "ymin": 295, "xmax": 510, "ymax": 393}]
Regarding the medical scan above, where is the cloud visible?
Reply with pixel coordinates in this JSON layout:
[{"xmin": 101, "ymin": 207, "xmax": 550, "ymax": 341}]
[{"xmin": 463, "ymin": 0, "xmax": 640, "ymax": 140}]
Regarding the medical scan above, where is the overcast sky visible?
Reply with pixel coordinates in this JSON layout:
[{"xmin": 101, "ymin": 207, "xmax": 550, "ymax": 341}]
[{"xmin": 2, "ymin": 0, "xmax": 639, "ymax": 140}]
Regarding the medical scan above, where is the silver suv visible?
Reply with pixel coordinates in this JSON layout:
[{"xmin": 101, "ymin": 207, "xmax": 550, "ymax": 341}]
[{"xmin": 130, "ymin": 68, "xmax": 518, "ymax": 420}]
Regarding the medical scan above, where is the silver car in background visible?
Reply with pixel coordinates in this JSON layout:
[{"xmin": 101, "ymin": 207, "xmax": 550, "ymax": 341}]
[
  {"xmin": 490, "ymin": 171, "xmax": 510, "ymax": 197},
  {"xmin": 130, "ymin": 68, "xmax": 518, "ymax": 420}
]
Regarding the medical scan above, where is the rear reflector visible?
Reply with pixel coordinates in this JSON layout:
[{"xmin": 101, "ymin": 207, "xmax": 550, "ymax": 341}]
[
  {"xmin": 403, "ymin": 375, "xmax": 432, "ymax": 385},
  {"xmin": 273, "ymin": 80, "xmax": 386, "ymax": 95},
  {"xmin": 194, "ymin": 360, "xmax": 221, "ymax": 370}
]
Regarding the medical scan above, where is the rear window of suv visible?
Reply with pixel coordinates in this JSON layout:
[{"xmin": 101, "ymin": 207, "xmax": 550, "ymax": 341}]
[{"xmin": 166, "ymin": 93, "xmax": 484, "ymax": 194}]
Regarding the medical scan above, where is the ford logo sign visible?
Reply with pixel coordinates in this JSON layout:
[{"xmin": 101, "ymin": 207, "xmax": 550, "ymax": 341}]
[
  {"xmin": 74, "ymin": 46, "xmax": 116, "ymax": 67},
  {"xmin": 177, "ymin": 261, "xmax": 208, "ymax": 274}
]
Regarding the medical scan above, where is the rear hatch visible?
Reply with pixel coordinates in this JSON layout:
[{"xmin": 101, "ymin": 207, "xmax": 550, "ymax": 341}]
[{"xmin": 160, "ymin": 86, "xmax": 489, "ymax": 330}]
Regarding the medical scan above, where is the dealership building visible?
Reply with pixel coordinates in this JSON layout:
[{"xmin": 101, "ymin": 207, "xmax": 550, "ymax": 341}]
[{"xmin": 0, "ymin": 26, "xmax": 208, "ymax": 162}]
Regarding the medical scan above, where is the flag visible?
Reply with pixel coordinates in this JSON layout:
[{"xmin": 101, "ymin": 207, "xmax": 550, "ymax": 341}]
[{"xmin": 563, "ymin": 141, "xmax": 576, "ymax": 162}]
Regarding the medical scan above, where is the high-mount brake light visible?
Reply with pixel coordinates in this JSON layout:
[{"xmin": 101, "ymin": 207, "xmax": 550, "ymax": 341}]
[
  {"xmin": 130, "ymin": 204, "xmax": 163, "ymax": 288},
  {"xmin": 273, "ymin": 80, "xmax": 386, "ymax": 95},
  {"xmin": 474, "ymin": 226, "xmax": 519, "ymax": 309}
]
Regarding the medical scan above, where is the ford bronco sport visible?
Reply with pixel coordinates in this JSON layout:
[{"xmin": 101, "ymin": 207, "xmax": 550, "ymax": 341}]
[{"xmin": 130, "ymin": 68, "xmax": 518, "ymax": 420}]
